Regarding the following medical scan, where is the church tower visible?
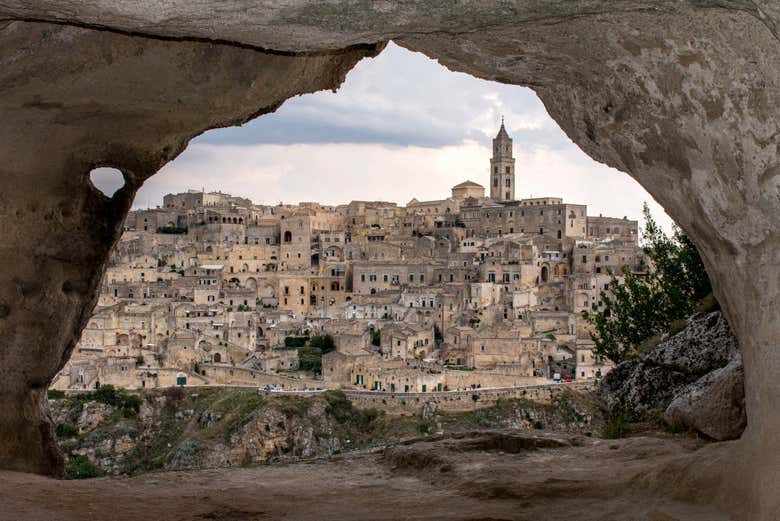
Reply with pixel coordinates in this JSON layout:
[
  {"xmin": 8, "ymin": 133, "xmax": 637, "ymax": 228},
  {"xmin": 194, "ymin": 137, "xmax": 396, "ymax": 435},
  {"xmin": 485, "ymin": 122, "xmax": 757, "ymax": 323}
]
[{"xmin": 489, "ymin": 119, "xmax": 515, "ymax": 201}]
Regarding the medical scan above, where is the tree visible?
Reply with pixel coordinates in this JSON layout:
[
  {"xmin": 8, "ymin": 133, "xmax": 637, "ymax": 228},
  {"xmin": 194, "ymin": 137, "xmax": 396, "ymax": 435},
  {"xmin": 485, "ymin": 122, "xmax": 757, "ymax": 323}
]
[
  {"xmin": 583, "ymin": 204, "xmax": 713, "ymax": 363},
  {"xmin": 309, "ymin": 334, "xmax": 336, "ymax": 354}
]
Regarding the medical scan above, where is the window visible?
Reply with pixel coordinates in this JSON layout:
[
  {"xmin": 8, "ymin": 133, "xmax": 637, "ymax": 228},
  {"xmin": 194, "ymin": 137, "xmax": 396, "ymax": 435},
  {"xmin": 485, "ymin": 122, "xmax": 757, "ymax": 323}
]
[{"xmin": 409, "ymin": 274, "xmax": 414, "ymax": 282}]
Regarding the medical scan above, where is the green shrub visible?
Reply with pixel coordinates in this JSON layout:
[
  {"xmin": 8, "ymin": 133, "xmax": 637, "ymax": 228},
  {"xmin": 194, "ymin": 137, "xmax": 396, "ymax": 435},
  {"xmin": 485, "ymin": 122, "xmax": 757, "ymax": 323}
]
[
  {"xmin": 47, "ymin": 389, "xmax": 66, "ymax": 400},
  {"xmin": 309, "ymin": 334, "xmax": 336, "ymax": 354},
  {"xmin": 284, "ymin": 336, "xmax": 308, "ymax": 348},
  {"xmin": 324, "ymin": 390, "xmax": 381, "ymax": 430},
  {"xmin": 56, "ymin": 423, "xmax": 79, "ymax": 438},
  {"xmin": 77, "ymin": 385, "xmax": 142, "ymax": 418},
  {"xmin": 156, "ymin": 226, "xmax": 188, "ymax": 235},
  {"xmin": 65, "ymin": 456, "xmax": 101, "ymax": 479},
  {"xmin": 602, "ymin": 415, "xmax": 628, "ymax": 439},
  {"xmin": 298, "ymin": 347, "xmax": 323, "ymax": 374},
  {"xmin": 583, "ymin": 204, "xmax": 713, "ymax": 363}
]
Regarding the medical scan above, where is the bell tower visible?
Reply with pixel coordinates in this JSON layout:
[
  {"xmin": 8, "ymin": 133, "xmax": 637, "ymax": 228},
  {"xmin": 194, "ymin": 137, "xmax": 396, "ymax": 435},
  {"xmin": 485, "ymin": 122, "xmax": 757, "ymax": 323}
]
[{"xmin": 490, "ymin": 118, "xmax": 515, "ymax": 201}]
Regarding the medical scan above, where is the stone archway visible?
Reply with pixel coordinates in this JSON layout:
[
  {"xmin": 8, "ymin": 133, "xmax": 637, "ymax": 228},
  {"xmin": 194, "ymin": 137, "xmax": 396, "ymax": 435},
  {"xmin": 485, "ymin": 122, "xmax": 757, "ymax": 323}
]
[{"xmin": 0, "ymin": 4, "xmax": 777, "ymax": 519}]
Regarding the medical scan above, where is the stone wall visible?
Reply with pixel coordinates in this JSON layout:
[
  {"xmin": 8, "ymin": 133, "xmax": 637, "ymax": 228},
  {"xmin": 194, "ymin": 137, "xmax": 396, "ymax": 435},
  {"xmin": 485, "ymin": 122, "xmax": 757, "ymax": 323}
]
[{"xmin": 344, "ymin": 382, "xmax": 593, "ymax": 415}]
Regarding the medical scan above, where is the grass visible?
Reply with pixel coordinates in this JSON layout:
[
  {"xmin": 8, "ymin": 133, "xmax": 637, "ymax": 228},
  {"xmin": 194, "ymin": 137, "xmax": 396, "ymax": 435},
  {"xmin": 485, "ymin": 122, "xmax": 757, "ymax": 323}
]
[
  {"xmin": 64, "ymin": 456, "xmax": 102, "ymax": 479},
  {"xmin": 602, "ymin": 415, "xmax": 629, "ymax": 439}
]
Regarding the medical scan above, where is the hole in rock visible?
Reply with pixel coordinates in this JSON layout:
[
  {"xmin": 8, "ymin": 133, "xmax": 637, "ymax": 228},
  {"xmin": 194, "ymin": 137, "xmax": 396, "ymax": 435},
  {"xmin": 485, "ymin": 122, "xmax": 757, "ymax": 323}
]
[
  {"xmin": 50, "ymin": 41, "xmax": 694, "ymax": 483},
  {"xmin": 89, "ymin": 167, "xmax": 125, "ymax": 198}
]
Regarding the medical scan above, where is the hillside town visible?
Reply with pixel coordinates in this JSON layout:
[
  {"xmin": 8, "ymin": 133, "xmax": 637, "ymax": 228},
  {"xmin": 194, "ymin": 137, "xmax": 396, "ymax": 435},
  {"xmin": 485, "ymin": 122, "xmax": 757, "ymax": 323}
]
[{"xmin": 54, "ymin": 122, "xmax": 643, "ymax": 393}]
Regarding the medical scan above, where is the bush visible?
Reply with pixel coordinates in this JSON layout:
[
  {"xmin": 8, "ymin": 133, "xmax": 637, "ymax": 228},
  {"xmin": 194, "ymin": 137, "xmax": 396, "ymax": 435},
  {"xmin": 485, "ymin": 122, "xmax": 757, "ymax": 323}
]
[
  {"xmin": 298, "ymin": 347, "xmax": 323, "ymax": 374},
  {"xmin": 602, "ymin": 415, "xmax": 628, "ymax": 439},
  {"xmin": 47, "ymin": 389, "xmax": 66, "ymax": 400},
  {"xmin": 284, "ymin": 336, "xmax": 308, "ymax": 348},
  {"xmin": 56, "ymin": 423, "xmax": 79, "ymax": 438},
  {"xmin": 77, "ymin": 385, "xmax": 142, "ymax": 418},
  {"xmin": 583, "ymin": 204, "xmax": 713, "ymax": 363},
  {"xmin": 323, "ymin": 390, "xmax": 381, "ymax": 429},
  {"xmin": 156, "ymin": 226, "xmax": 188, "ymax": 234},
  {"xmin": 309, "ymin": 334, "xmax": 336, "ymax": 354},
  {"xmin": 65, "ymin": 456, "xmax": 101, "ymax": 479}
]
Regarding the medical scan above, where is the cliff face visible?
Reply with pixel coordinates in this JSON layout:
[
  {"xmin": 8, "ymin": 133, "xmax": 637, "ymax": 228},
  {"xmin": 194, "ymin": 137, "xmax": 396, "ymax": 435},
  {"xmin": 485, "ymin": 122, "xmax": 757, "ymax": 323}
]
[{"xmin": 48, "ymin": 387, "xmax": 593, "ymax": 477}]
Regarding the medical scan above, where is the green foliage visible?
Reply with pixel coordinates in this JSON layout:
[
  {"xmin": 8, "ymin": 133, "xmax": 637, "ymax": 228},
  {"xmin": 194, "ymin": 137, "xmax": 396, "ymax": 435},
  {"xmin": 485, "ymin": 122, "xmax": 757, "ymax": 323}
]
[
  {"xmin": 284, "ymin": 336, "xmax": 309, "ymax": 348},
  {"xmin": 65, "ymin": 456, "xmax": 101, "ymax": 479},
  {"xmin": 47, "ymin": 389, "xmax": 66, "ymax": 400},
  {"xmin": 371, "ymin": 329, "xmax": 381, "ymax": 347},
  {"xmin": 75, "ymin": 385, "xmax": 142, "ymax": 418},
  {"xmin": 583, "ymin": 204, "xmax": 713, "ymax": 363},
  {"xmin": 323, "ymin": 390, "xmax": 381, "ymax": 429},
  {"xmin": 156, "ymin": 226, "xmax": 188, "ymax": 234},
  {"xmin": 56, "ymin": 423, "xmax": 79, "ymax": 438},
  {"xmin": 298, "ymin": 347, "xmax": 323, "ymax": 374},
  {"xmin": 309, "ymin": 334, "xmax": 336, "ymax": 354},
  {"xmin": 602, "ymin": 415, "xmax": 628, "ymax": 439}
]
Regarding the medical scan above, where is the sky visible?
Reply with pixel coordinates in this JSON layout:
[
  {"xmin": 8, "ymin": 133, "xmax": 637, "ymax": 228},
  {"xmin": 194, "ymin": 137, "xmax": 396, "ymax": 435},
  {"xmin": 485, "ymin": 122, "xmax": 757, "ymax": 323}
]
[{"xmin": 92, "ymin": 41, "xmax": 673, "ymax": 233}]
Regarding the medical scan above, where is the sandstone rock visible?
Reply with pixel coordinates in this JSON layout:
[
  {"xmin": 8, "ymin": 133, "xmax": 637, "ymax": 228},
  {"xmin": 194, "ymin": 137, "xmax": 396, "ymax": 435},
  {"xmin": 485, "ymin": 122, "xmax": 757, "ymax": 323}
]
[
  {"xmin": 643, "ymin": 312, "xmax": 738, "ymax": 376},
  {"xmin": 598, "ymin": 312, "xmax": 740, "ymax": 421},
  {"xmin": 77, "ymin": 402, "xmax": 114, "ymax": 433},
  {"xmin": 665, "ymin": 358, "xmax": 746, "ymax": 441},
  {"xmin": 420, "ymin": 400, "xmax": 438, "ymax": 421}
]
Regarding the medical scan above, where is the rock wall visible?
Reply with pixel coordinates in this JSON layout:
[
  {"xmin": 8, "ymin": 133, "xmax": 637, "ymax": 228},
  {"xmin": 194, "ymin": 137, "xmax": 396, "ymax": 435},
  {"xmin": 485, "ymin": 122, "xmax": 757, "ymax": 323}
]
[
  {"xmin": 48, "ymin": 386, "xmax": 592, "ymax": 476},
  {"xmin": 0, "ymin": 3, "xmax": 778, "ymax": 518}
]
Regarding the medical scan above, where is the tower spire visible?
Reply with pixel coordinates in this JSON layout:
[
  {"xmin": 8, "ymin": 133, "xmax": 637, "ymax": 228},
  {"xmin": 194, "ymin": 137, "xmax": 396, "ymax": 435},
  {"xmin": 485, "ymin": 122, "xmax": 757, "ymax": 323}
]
[{"xmin": 490, "ymin": 120, "xmax": 515, "ymax": 201}]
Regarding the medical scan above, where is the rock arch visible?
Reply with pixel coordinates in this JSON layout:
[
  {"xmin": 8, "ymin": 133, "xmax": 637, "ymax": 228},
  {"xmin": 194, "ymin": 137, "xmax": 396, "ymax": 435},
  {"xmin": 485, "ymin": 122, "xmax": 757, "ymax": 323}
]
[{"xmin": 0, "ymin": 4, "xmax": 777, "ymax": 519}]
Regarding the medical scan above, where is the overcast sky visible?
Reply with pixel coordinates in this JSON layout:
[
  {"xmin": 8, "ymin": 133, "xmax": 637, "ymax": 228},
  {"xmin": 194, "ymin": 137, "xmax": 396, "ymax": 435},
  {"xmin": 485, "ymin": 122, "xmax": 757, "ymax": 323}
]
[{"xmin": 94, "ymin": 41, "xmax": 673, "ymax": 233}]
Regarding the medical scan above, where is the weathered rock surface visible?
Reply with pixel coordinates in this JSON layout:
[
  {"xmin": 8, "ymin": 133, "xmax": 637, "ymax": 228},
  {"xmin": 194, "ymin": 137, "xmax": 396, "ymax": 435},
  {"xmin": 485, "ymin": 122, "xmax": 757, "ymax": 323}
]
[
  {"xmin": 665, "ymin": 359, "xmax": 747, "ymax": 441},
  {"xmin": 0, "ymin": 20, "xmax": 380, "ymax": 477},
  {"xmin": 599, "ymin": 311, "xmax": 741, "ymax": 421},
  {"xmin": 0, "ymin": 433, "xmax": 730, "ymax": 521}
]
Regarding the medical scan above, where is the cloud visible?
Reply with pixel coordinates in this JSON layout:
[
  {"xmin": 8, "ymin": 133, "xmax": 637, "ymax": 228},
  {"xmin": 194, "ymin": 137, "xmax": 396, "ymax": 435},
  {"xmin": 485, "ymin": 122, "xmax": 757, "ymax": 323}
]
[
  {"xmin": 195, "ymin": 42, "xmax": 561, "ymax": 149},
  {"xmin": 127, "ymin": 41, "xmax": 674, "ymax": 235}
]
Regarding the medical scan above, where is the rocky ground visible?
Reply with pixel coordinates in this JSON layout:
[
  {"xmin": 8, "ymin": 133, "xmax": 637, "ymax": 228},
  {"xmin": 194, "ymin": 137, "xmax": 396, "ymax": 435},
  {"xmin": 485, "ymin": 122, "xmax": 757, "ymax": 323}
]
[
  {"xmin": 10, "ymin": 311, "xmax": 742, "ymax": 520},
  {"xmin": 0, "ymin": 429, "xmax": 732, "ymax": 521}
]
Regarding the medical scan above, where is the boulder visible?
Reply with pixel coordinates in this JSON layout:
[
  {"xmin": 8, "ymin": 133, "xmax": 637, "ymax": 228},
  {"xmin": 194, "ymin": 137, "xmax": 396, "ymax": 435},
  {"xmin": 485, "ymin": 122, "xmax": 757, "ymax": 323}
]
[
  {"xmin": 598, "ymin": 311, "xmax": 741, "ymax": 422},
  {"xmin": 665, "ymin": 358, "xmax": 746, "ymax": 441}
]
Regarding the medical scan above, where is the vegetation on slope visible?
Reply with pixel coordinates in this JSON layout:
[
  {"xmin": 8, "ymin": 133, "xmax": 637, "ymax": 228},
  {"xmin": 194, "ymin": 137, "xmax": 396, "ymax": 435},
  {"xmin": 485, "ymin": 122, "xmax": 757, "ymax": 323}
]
[{"xmin": 49, "ymin": 386, "xmax": 598, "ymax": 478}]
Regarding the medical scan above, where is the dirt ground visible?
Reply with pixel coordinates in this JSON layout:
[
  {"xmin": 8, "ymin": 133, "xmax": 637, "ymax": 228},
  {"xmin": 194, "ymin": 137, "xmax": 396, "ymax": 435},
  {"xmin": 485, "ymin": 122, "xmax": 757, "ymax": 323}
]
[{"xmin": 0, "ymin": 431, "xmax": 732, "ymax": 521}]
